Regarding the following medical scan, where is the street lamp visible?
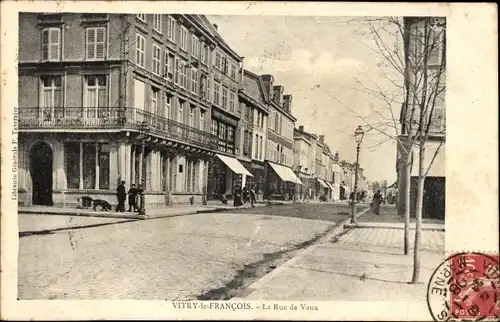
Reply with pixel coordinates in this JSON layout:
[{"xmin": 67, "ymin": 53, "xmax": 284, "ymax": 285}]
[
  {"xmin": 351, "ymin": 125, "xmax": 365, "ymax": 224},
  {"xmin": 138, "ymin": 121, "xmax": 150, "ymax": 218}
]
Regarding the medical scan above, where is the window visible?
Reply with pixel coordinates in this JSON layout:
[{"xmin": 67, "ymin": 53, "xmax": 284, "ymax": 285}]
[
  {"xmin": 84, "ymin": 75, "xmax": 107, "ymax": 110},
  {"xmin": 428, "ymin": 26, "xmax": 445, "ymax": 66},
  {"xmin": 150, "ymin": 87, "xmax": 159, "ymax": 115},
  {"xmin": 189, "ymin": 106, "xmax": 194, "ymax": 127},
  {"xmin": 191, "ymin": 35, "xmax": 199, "ymax": 58},
  {"xmin": 65, "ymin": 142, "xmax": 80, "ymax": 189},
  {"xmin": 191, "ymin": 68, "xmax": 198, "ymax": 93},
  {"xmin": 214, "ymin": 52, "xmax": 221, "ymax": 69},
  {"xmin": 153, "ymin": 14, "xmax": 162, "ymax": 32},
  {"xmin": 135, "ymin": 34, "xmax": 145, "ymax": 67},
  {"xmin": 41, "ymin": 76, "xmax": 63, "ymax": 108},
  {"xmin": 41, "ymin": 28, "xmax": 61, "ymax": 61},
  {"xmin": 164, "ymin": 51, "xmax": 172, "ymax": 79},
  {"xmin": 222, "ymin": 57, "xmax": 228, "ymax": 74},
  {"xmin": 222, "ymin": 87, "xmax": 228, "ymax": 109},
  {"xmin": 261, "ymin": 114, "xmax": 265, "ymax": 128},
  {"xmin": 211, "ymin": 119, "xmax": 218, "ymax": 136},
  {"xmin": 259, "ymin": 136, "xmax": 263, "ymax": 160},
  {"xmin": 214, "ymin": 81, "xmax": 220, "ymax": 105},
  {"xmin": 73, "ymin": 142, "xmax": 110, "ymax": 190},
  {"xmin": 86, "ymin": 27, "xmax": 106, "ymax": 60},
  {"xmin": 174, "ymin": 57, "xmax": 179, "ymax": 84},
  {"xmin": 180, "ymin": 27, "xmax": 188, "ymax": 50},
  {"xmin": 201, "ymin": 44, "xmax": 207, "ymax": 63},
  {"xmin": 199, "ymin": 111, "xmax": 205, "ymax": 131},
  {"xmin": 179, "ymin": 61, "xmax": 185, "ymax": 88},
  {"xmin": 178, "ymin": 101, "xmax": 184, "ymax": 123},
  {"xmin": 136, "ymin": 14, "xmax": 146, "ymax": 21},
  {"xmin": 165, "ymin": 95, "xmax": 171, "ymax": 118},
  {"xmin": 229, "ymin": 91, "xmax": 235, "ymax": 112},
  {"xmin": 255, "ymin": 134, "xmax": 259, "ymax": 159},
  {"xmin": 167, "ymin": 16, "xmax": 176, "ymax": 41},
  {"xmin": 152, "ymin": 44, "xmax": 161, "ymax": 76},
  {"xmin": 231, "ymin": 64, "xmax": 237, "ymax": 79}
]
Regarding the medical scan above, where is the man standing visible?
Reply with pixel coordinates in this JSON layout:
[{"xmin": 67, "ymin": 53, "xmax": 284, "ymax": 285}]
[
  {"xmin": 249, "ymin": 185, "xmax": 256, "ymax": 208},
  {"xmin": 116, "ymin": 181, "xmax": 127, "ymax": 212},
  {"xmin": 371, "ymin": 190, "xmax": 383, "ymax": 215},
  {"xmin": 127, "ymin": 183, "xmax": 139, "ymax": 212}
]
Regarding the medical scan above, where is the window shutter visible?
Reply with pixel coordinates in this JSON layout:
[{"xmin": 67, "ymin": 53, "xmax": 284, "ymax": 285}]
[
  {"xmin": 96, "ymin": 28, "xmax": 106, "ymax": 59},
  {"xmin": 86, "ymin": 28, "xmax": 96, "ymax": 59},
  {"xmin": 49, "ymin": 28, "xmax": 60, "ymax": 60},
  {"xmin": 42, "ymin": 29, "xmax": 49, "ymax": 60}
]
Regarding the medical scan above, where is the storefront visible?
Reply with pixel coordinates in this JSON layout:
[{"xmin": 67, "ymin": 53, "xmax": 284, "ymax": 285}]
[
  {"xmin": 208, "ymin": 154, "xmax": 253, "ymax": 199},
  {"xmin": 316, "ymin": 178, "xmax": 329, "ymax": 200},
  {"xmin": 266, "ymin": 161, "xmax": 303, "ymax": 200}
]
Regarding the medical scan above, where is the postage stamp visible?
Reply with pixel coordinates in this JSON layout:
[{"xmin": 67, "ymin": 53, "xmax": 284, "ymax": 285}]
[{"xmin": 427, "ymin": 253, "xmax": 500, "ymax": 321}]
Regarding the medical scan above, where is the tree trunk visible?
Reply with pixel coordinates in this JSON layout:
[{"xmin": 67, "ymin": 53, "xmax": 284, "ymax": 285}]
[
  {"xmin": 403, "ymin": 152, "xmax": 411, "ymax": 255},
  {"xmin": 411, "ymin": 139, "xmax": 426, "ymax": 283}
]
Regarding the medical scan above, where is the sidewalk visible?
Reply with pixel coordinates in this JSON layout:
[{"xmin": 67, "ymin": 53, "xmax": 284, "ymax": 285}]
[
  {"xmin": 233, "ymin": 225, "xmax": 445, "ymax": 301},
  {"xmin": 18, "ymin": 201, "xmax": 270, "ymax": 220}
]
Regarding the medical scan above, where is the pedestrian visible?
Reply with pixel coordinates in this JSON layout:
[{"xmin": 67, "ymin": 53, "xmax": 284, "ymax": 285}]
[
  {"xmin": 249, "ymin": 185, "xmax": 256, "ymax": 207},
  {"xmin": 127, "ymin": 183, "xmax": 139, "ymax": 212},
  {"xmin": 233, "ymin": 185, "xmax": 243, "ymax": 207},
  {"xmin": 115, "ymin": 180, "xmax": 127, "ymax": 212},
  {"xmin": 242, "ymin": 186, "xmax": 249, "ymax": 204},
  {"xmin": 371, "ymin": 189, "xmax": 383, "ymax": 215}
]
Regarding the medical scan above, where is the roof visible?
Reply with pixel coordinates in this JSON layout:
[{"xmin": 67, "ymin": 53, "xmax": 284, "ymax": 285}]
[
  {"xmin": 243, "ymin": 69, "xmax": 270, "ymax": 105},
  {"xmin": 199, "ymin": 15, "xmax": 242, "ymax": 61}
]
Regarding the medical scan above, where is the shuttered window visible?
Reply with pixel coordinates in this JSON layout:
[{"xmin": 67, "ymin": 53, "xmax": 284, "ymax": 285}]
[
  {"xmin": 86, "ymin": 27, "xmax": 106, "ymax": 60},
  {"xmin": 41, "ymin": 28, "xmax": 61, "ymax": 61}
]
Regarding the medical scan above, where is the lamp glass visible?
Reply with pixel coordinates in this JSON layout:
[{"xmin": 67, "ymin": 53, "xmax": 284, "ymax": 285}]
[{"xmin": 354, "ymin": 125, "xmax": 364, "ymax": 144}]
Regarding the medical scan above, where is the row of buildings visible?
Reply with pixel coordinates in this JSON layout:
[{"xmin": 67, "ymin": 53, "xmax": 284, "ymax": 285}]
[{"xmin": 17, "ymin": 13, "xmax": 366, "ymax": 207}]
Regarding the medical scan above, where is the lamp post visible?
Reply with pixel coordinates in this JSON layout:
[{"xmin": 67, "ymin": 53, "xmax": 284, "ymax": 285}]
[
  {"xmin": 138, "ymin": 121, "xmax": 150, "ymax": 218},
  {"xmin": 351, "ymin": 125, "xmax": 365, "ymax": 224}
]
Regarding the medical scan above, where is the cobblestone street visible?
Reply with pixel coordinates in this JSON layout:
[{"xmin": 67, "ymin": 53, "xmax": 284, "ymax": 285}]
[{"xmin": 18, "ymin": 204, "xmax": 351, "ymax": 300}]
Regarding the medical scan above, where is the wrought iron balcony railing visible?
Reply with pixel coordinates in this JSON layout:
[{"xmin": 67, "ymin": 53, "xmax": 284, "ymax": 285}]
[{"xmin": 18, "ymin": 106, "xmax": 218, "ymax": 150}]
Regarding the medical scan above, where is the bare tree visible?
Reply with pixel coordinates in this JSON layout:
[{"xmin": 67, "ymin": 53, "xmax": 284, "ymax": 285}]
[{"xmin": 335, "ymin": 17, "xmax": 446, "ymax": 282}]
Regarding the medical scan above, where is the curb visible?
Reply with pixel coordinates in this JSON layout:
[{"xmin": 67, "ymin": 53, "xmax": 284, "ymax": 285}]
[
  {"xmin": 343, "ymin": 223, "xmax": 445, "ymax": 232},
  {"xmin": 231, "ymin": 207, "xmax": 371, "ymax": 300}
]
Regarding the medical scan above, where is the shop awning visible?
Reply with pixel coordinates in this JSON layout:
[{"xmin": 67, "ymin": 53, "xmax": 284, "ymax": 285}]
[
  {"xmin": 325, "ymin": 181, "xmax": 334, "ymax": 190},
  {"xmin": 216, "ymin": 154, "xmax": 253, "ymax": 177},
  {"xmin": 268, "ymin": 162, "xmax": 303, "ymax": 185},
  {"xmin": 317, "ymin": 178, "xmax": 329, "ymax": 188}
]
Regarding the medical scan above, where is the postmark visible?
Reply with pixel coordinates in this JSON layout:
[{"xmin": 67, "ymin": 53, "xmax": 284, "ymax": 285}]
[{"xmin": 427, "ymin": 252, "xmax": 499, "ymax": 321}]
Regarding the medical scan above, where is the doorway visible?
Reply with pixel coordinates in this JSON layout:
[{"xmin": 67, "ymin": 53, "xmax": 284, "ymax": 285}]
[{"xmin": 30, "ymin": 142, "xmax": 53, "ymax": 205}]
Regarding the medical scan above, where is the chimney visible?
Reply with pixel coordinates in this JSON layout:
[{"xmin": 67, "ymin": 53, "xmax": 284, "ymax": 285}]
[
  {"xmin": 299, "ymin": 125, "xmax": 304, "ymax": 131},
  {"xmin": 261, "ymin": 74, "xmax": 274, "ymax": 100},
  {"xmin": 213, "ymin": 24, "xmax": 218, "ymax": 30},
  {"xmin": 273, "ymin": 85, "xmax": 284, "ymax": 106},
  {"xmin": 334, "ymin": 151, "xmax": 339, "ymax": 161},
  {"xmin": 283, "ymin": 94, "xmax": 292, "ymax": 112},
  {"xmin": 319, "ymin": 135, "xmax": 324, "ymax": 143}
]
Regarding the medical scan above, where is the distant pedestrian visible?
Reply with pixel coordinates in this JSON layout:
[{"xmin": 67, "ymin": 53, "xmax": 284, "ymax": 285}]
[
  {"xmin": 116, "ymin": 181, "xmax": 127, "ymax": 212},
  {"xmin": 242, "ymin": 186, "xmax": 249, "ymax": 204},
  {"xmin": 249, "ymin": 185, "xmax": 256, "ymax": 207},
  {"xmin": 127, "ymin": 183, "xmax": 139, "ymax": 212},
  {"xmin": 233, "ymin": 185, "xmax": 243, "ymax": 207},
  {"xmin": 371, "ymin": 190, "xmax": 383, "ymax": 215}
]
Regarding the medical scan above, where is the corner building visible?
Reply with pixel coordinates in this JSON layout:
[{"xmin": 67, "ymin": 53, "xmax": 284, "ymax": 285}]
[{"xmin": 17, "ymin": 13, "xmax": 238, "ymax": 207}]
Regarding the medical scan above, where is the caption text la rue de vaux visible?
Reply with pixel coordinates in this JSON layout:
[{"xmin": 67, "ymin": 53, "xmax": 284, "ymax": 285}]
[{"xmin": 172, "ymin": 301, "xmax": 319, "ymax": 311}]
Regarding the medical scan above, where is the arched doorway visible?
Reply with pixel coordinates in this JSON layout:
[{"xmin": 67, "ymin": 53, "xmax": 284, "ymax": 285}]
[{"xmin": 30, "ymin": 142, "xmax": 53, "ymax": 205}]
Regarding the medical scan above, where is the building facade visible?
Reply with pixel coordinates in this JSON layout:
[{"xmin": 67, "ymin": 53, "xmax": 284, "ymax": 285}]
[
  {"xmin": 202, "ymin": 20, "xmax": 253, "ymax": 199},
  {"xmin": 396, "ymin": 17, "xmax": 446, "ymax": 219},
  {"xmin": 261, "ymin": 75, "xmax": 301, "ymax": 200},
  {"xmin": 293, "ymin": 126, "xmax": 316, "ymax": 199},
  {"xmin": 239, "ymin": 69, "xmax": 270, "ymax": 199},
  {"xmin": 18, "ymin": 13, "xmax": 245, "ymax": 207}
]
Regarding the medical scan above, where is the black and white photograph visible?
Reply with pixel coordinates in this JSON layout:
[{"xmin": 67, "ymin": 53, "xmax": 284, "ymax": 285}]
[{"xmin": 1, "ymin": 2, "xmax": 498, "ymax": 321}]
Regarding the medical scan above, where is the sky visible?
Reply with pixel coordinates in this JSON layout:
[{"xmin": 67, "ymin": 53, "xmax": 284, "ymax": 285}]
[{"xmin": 207, "ymin": 15, "xmax": 403, "ymax": 184}]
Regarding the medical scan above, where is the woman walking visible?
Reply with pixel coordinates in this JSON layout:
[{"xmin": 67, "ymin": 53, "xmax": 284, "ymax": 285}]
[{"xmin": 371, "ymin": 190, "xmax": 383, "ymax": 215}]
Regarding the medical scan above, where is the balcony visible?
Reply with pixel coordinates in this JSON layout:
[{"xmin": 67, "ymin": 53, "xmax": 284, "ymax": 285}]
[{"xmin": 18, "ymin": 106, "xmax": 218, "ymax": 150}]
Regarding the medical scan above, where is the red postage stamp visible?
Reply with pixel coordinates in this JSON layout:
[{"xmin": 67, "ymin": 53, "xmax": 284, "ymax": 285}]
[{"xmin": 427, "ymin": 252, "xmax": 500, "ymax": 321}]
